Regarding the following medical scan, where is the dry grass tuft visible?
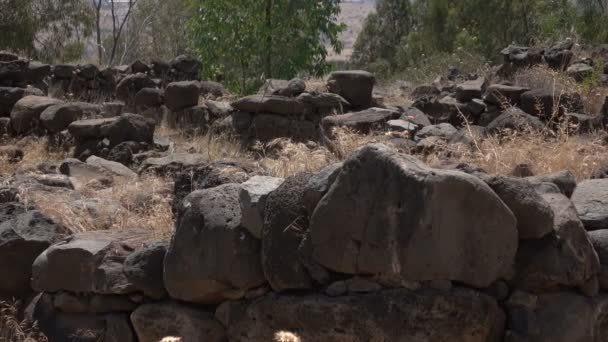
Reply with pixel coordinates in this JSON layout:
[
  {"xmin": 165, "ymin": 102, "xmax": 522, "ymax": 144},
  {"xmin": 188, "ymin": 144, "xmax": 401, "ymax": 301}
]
[
  {"xmin": 423, "ymin": 128, "xmax": 608, "ymax": 180},
  {"xmin": 0, "ymin": 300, "xmax": 47, "ymax": 342},
  {"xmin": 19, "ymin": 174, "xmax": 174, "ymax": 240},
  {"xmin": 513, "ymin": 65, "xmax": 608, "ymax": 115},
  {"xmin": 0, "ymin": 137, "xmax": 69, "ymax": 177}
]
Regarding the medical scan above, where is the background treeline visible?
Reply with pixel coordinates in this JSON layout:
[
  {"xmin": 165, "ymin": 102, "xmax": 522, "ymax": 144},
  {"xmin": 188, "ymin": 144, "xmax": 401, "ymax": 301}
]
[
  {"xmin": 352, "ymin": 0, "xmax": 608, "ymax": 79},
  {"xmin": 3, "ymin": 0, "xmax": 608, "ymax": 93},
  {"xmin": 0, "ymin": 0, "xmax": 342, "ymax": 93}
]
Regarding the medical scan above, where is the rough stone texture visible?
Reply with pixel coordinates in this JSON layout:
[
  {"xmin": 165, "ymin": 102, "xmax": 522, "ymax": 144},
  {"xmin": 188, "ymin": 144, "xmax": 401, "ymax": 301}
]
[
  {"xmin": 484, "ymin": 84, "xmax": 530, "ymax": 106},
  {"xmin": 31, "ymin": 229, "xmax": 151, "ymax": 294},
  {"xmin": 572, "ymin": 179, "xmax": 608, "ymax": 231},
  {"xmin": 165, "ymin": 81, "xmax": 200, "ymax": 111},
  {"xmin": 223, "ymin": 288, "xmax": 505, "ymax": 342},
  {"xmin": 588, "ymin": 230, "xmax": 608, "ymax": 290},
  {"xmin": 172, "ymin": 160, "xmax": 262, "ymax": 211},
  {"xmin": 414, "ymin": 123, "xmax": 458, "ymax": 142},
  {"xmin": 86, "ymin": 155, "xmax": 137, "ymax": 179},
  {"xmin": 123, "ymin": 241, "xmax": 168, "ymax": 300},
  {"xmin": 505, "ymin": 291, "xmax": 608, "ymax": 342},
  {"xmin": 239, "ymin": 176, "xmax": 284, "ymax": 239},
  {"xmin": 321, "ymin": 107, "xmax": 401, "ymax": 133},
  {"xmin": 486, "ymin": 107, "xmax": 545, "ymax": 133},
  {"xmin": 10, "ymin": 95, "xmax": 64, "ymax": 133},
  {"xmin": 250, "ymin": 113, "xmax": 317, "ymax": 141},
  {"xmin": 231, "ymin": 94, "xmax": 309, "ymax": 116},
  {"xmin": 26, "ymin": 293, "xmax": 135, "ymax": 342},
  {"xmin": 0, "ymin": 87, "xmax": 43, "ymax": 116},
  {"xmin": 139, "ymin": 153, "xmax": 207, "ymax": 175},
  {"xmin": 310, "ymin": 144, "xmax": 518, "ymax": 288},
  {"xmin": 0, "ymin": 203, "xmax": 67, "ymax": 295},
  {"xmin": 69, "ymin": 113, "xmax": 155, "ymax": 147},
  {"xmin": 39, "ymin": 103, "xmax": 84, "ymax": 133},
  {"xmin": 59, "ymin": 158, "xmax": 113, "ymax": 190},
  {"xmin": 134, "ymin": 87, "xmax": 163, "ymax": 110},
  {"xmin": 262, "ymin": 173, "xmax": 315, "ymax": 292},
  {"xmin": 455, "ymin": 77, "xmax": 487, "ymax": 102},
  {"xmin": 164, "ymin": 184, "xmax": 266, "ymax": 304},
  {"xmin": 302, "ymin": 162, "xmax": 343, "ymax": 213},
  {"xmin": 527, "ymin": 170, "xmax": 577, "ymax": 198},
  {"xmin": 131, "ymin": 302, "xmax": 226, "ymax": 342},
  {"xmin": 327, "ymin": 70, "xmax": 375, "ymax": 109},
  {"xmin": 511, "ymin": 192, "xmax": 600, "ymax": 293},
  {"xmin": 115, "ymin": 73, "xmax": 156, "ymax": 104},
  {"xmin": 485, "ymin": 176, "xmax": 555, "ymax": 239},
  {"xmin": 520, "ymin": 88, "xmax": 584, "ymax": 118}
]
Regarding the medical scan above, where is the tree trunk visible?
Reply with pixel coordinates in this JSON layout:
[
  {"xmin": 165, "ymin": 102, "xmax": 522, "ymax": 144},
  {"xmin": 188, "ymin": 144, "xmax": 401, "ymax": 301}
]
[
  {"xmin": 264, "ymin": 0, "xmax": 273, "ymax": 79},
  {"xmin": 93, "ymin": 0, "xmax": 102, "ymax": 64}
]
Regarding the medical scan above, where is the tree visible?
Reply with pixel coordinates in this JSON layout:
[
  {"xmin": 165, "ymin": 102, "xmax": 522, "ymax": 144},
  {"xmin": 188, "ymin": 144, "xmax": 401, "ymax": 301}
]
[
  {"xmin": 0, "ymin": 0, "xmax": 37, "ymax": 54},
  {"xmin": 187, "ymin": 0, "xmax": 344, "ymax": 93},
  {"xmin": 352, "ymin": 0, "xmax": 412, "ymax": 70},
  {"xmin": 0, "ymin": 0, "xmax": 94, "ymax": 62},
  {"xmin": 120, "ymin": 0, "xmax": 191, "ymax": 64}
]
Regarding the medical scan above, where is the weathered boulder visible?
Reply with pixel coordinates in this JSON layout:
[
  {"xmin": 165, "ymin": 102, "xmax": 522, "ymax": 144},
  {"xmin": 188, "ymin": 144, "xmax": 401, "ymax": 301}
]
[
  {"xmin": 250, "ymin": 113, "xmax": 316, "ymax": 141},
  {"xmin": 485, "ymin": 176, "xmax": 554, "ymax": 239},
  {"xmin": 39, "ymin": 103, "xmax": 83, "ymax": 133},
  {"xmin": 10, "ymin": 95, "xmax": 63, "ymax": 133},
  {"xmin": 165, "ymin": 81, "xmax": 200, "ymax": 111},
  {"xmin": 239, "ymin": 176, "xmax": 284, "ymax": 239},
  {"xmin": 327, "ymin": 70, "xmax": 375, "ymax": 109},
  {"xmin": 572, "ymin": 179, "xmax": 608, "ymax": 231},
  {"xmin": 321, "ymin": 107, "xmax": 401, "ymax": 133},
  {"xmin": 134, "ymin": 87, "xmax": 163, "ymax": 110},
  {"xmin": 0, "ymin": 203, "xmax": 67, "ymax": 295},
  {"xmin": 31, "ymin": 229, "xmax": 151, "ymax": 294},
  {"xmin": 52, "ymin": 64, "xmax": 76, "ymax": 78},
  {"xmin": 25, "ymin": 293, "xmax": 135, "ymax": 342},
  {"xmin": 170, "ymin": 55, "xmax": 201, "ymax": 80},
  {"xmin": 274, "ymin": 78, "xmax": 306, "ymax": 97},
  {"xmin": 302, "ymin": 162, "xmax": 343, "ymax": 213},
  {"xmin": 116, "ymin": 73, "xmax": 156, "ymax": 103},
  {"xmin": 484, "ymin": 84, "xmax": 530, "ymax": 106},
  {"xmin": 59, "ymin": 158, "xmax": 113, "ymax": 189},
  {"xmin": 0, "ymin": 87, "xmax": 43, "ymax": 116},
  {"xmin": 455, "ymin": 77, "xmax": 487, "ymax": 102},
  {"xmin": 588, "ymin": 230, "xmax": 608, "ymax": 290},
  {"xmin": 414, "ymin": 122, "xmax": 457, "ymax": 142},
  {"xmin": 511, "ymin": 192, "xmax": 600, "ymax": 293},
  {"xmin": 164, "ymin": 184, "xmax": 266, "ymax": 304},
  {"xmin": 231, "ymin": 94, "xmax": 309, "ymax": 116},
  {"xmin": 172, "ymin": 159, "xmax": 262, "ymax": 210},
  {"xmin": 505, "ymin": 291, "xmax": 608, "ymax": 342},
  {"xmin": 123, "ymin": 241, "xmax": 168, "ymax": 300},
  {"xmin": 138, "ymin": 152, "xmax": 203, "ymax": 173},
  {"xmin": 486, "ymin": 107, "xmax": 545, "ymax": 133},
  {"xmin": 527, "ymin": 170, "xmax": 577, "ymax": 198},
  {"xmin": 69, "ymin": 113, "xmax": 155, "ymax": 147},
  {"xmin": 262, "ymin": 173, "xmax": 315, "ymax": 292},
  {"xmin": 0, "ymin": 59, "xmax": 29, "ymax": 86},
  {"xmin": 310, "ymin": 144, "xmax": 518, "ymax": 288},
  {"xmin": 413, "ymin": 95, "xmax": 468, "ymax": 124},
  {"xmin": 131, "ymin": 302, "xmax": 226, "ymax": 342},
  {"xmin": 86, "ymin": 155, "xmax": 137, "ymax": 179},
  {"xmin": 297, "ymin": 92, "xmax": 350, "ymax": 115},
  {"xmin": 520, "ymin": 88, "xmax": 584, "ymax": 119},
  {"xmin": 222, "ymin": 288, "xmax": 505, "ymax": 342},
  {"xmin": 567, "ymin": 63, "xmax": 594, "ymax": 82}
]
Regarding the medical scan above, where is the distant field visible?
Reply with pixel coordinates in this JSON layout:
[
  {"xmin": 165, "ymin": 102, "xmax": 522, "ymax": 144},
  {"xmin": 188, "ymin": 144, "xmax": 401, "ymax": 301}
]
[{"xmin": 327, "ymin": 1, "xmax": 375, "ymax": 62}]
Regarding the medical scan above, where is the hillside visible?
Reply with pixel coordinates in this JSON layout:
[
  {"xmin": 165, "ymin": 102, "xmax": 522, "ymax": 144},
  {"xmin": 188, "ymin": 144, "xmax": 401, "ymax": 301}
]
[{"xmin": 327, "ymin": 1, "xmax": 375, "ymax": 62}]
